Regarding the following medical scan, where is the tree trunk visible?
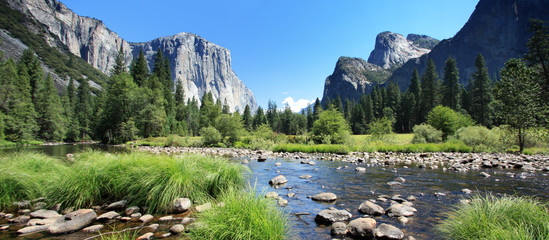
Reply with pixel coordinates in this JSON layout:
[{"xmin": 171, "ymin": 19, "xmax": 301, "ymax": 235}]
[{"xmin": 518, "ymin": 127, "xmax": 524, "ymax": 153}]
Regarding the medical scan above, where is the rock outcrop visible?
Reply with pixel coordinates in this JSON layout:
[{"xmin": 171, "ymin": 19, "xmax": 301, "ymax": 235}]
[
  {"xmin": 3, "ymin": 0, "xmax": 257, "ymax": 112},
  {"xmin": 367, "ymin": 31, "xmax": 431, "ymax": 69},
  {"xmin": 389, "ymin": 0, "xmax": 549, "ymax": 91},
  {"xmin": 406, "ymin": 34, "xmax": 439, "ymax": 50},
  {"xmin": 322, "ymin": 57, "xmax": 390, "ymax": 104}
]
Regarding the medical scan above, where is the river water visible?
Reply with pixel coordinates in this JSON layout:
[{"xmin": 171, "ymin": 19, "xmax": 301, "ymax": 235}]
[{"xmin": 1, "ymin": 145, "xmax": 548, "ymax": 239}]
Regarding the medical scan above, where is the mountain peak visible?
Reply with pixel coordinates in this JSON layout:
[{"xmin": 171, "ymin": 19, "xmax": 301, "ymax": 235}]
[{"xmin": 367, "ymin": 31, "xmax": 433, "ymax": 69}]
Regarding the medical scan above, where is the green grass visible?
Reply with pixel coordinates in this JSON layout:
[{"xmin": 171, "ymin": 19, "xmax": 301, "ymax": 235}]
[
  {"xmin": 355, "ymin": 139, "xmax": 472, "ymax": 153},
  {"xmin": 0, "ymin": 151, "xmax": 248, "ymax": 213},
  {"xmin": 273, "ymin": 144, "xmax": 351, "ymax": 155},
  {"xmin": 99, "ymin": 230, "xmax": 139, "ymax": 240},
  {"xmin": 438, "ymin": 194, "xmax": 549, "ymax": 240},
  {"xmin": 0, "ymin": 139, "xmax": 16, "ymax": 147},
  {"xmin": 189, "ymin": 188, "xmax": 291, "ymax": 240},
  {"xmin": 130, "ymin": 136, "xmax": 201, "ymax": 147}
]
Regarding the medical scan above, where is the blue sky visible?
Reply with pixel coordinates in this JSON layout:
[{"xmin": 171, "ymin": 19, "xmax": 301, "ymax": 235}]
[{"xmin": 61, "ymin": 0, "xmax": 479, "ymax": 111}]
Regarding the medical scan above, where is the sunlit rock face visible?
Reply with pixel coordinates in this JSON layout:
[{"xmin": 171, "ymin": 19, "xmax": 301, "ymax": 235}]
[{"xmin": 367, "ymin": 31, "xmax": 431, "ymax": 69}]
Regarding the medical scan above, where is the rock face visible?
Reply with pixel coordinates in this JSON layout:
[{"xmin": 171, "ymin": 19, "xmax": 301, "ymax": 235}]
[
  {"xmin": 322, "ymin": 57, "xmax": 390, "ymax": 104},
  {"xmin": 389, "ymin": 0, "xmax": 549, "ymax": 91},
  {"xmin": 131, "ymin": 33, "xmax": 257, "ymax": 112},
  {"xmin": 367, "ymin": 31, "xmax": 431, "ymax": 69},
  {"xmin": 4, "ymin": 0, "xmax": 257, "ymax": 113}
]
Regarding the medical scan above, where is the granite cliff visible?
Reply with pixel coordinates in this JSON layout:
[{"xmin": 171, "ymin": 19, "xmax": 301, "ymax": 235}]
[
  {"xmin": 367, "ymin": 31, "xmax": 431, "ymax": 69},
  {"xmin": 2, "ymin": 0, "xmax": 256, "ymax": 112}
]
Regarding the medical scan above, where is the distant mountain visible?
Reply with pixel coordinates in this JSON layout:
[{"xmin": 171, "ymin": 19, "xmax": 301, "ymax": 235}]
[
  {"xmin": 0, "ymin": 0, "xmax": 257, "ymax": 112},
  {"xmin": 322, "ymin": 31, "xmax": 436, "ymax": 103},
  {"xmin": 389, "ymin": 0, "xmax": 549, "ymax": 91}
]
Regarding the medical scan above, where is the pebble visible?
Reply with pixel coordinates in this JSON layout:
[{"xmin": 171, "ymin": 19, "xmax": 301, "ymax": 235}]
[
  {"xmin": 136, "ymin": 232, "xmax": 154, "ymax": 240},
  {"xmin": 139, "ymin": 214, "xmax": 154, "ymax": 223},
  {"xmin": 170, "ymin": 224, "xmax": 185, "ymax": 234},
  {"xmin": 82, "ymin": 224, "xmax": 104, "ymax": 233},
  {"xmin": 265, "ymin": 192, "xmax": 279, "ymax": 198}
]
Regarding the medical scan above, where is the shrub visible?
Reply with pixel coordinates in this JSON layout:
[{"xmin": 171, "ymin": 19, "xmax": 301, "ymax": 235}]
[
  {"xmin": 312, "ymin": 108, "xmax": 350, "ymax": 144},
  {"xmin": 427, "ymin": 106, "xmax": 474, "ymax": 139},
  {"xmin": 215, "ymin": 114, "xmax": 245, "ymax": 145},
  {"xmin": 456, "ymin": 126, "xmax": 498, "ymax": 152},
  {"xmin": 369, "ymin": 117, "xmax": 394, "ymax": 141},
  {"xmin": 438, "ymin": 194, "xmax": 549, "ymax": 240},
  {"xmin": 412, "ymin": 123, "xmax": 443, "ymax": 143},
  {"xmin": 200, "ymin": 127, "xmax": 222, "ymax": 146},
  {"xmin": 189, "ymin": 188, "xmax": 290, "ymax": 240}
]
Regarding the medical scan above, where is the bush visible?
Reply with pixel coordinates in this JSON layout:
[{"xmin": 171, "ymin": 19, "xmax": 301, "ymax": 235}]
[
  {"xmin": 201, "ymin": 127, "xmax": 222, "ymax": 146},
  {"xmin": 438, "ymin": 194, "xmax": 549, "ymax": 240},
  {"xmin": 215, "ymin": 114, "xmax": 245, "ymax": 145},
  {"xmin": 273, "ymin": 144, "xmax": 350, "ymax": 155},
  {"xmin": 412, "ymin": 123, "xmax": 443, "ymax": 143},
  {"xmin": 189, "ymin": 188, "xmax": 290, "ymax": 240},
  {"xmin": 456, "ymin": 126, "xmax": 499, "ymax": 152},
  {"xmin": 312, "ymin": 108, "xmax": 350, "ymax": 144},
  {"xmin": 369, "ymin": 117, "xmax": 394, "ymax": 141},
  {"xmin": 427, "ymin": 106, "xmax": 474, "ymax": 139}
]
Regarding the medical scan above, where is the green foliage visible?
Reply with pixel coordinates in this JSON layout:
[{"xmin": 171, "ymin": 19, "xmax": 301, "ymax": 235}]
[
  {"xmin": 215, "ymin": 114, "xmax": 245, "ymax": 145},
  {"xmin": 368, "ymin": 117, "xmax": 394, "ymax": 141},
  {"xmin": 412, "ymin": 123, "xmax": 443, "ymax": 143},
  {"xmin": 438, "ymin": 194, "xmax": 549, "ymax": 240},
  {"xmin": 361, "ymin": 140, "xmax": 471, "ymax": 153},
  {"xmin": 420, "ymin": 59, "xmax": 441, "ymax": 120},
  {"xmin": 494, "ymin": 59, "xmax": 542, "ymax": 152},
  {"xmin": 470, "ymin": 53, "xmax": 494, "ymax": 127},
  {"xmin": 442, "ymin": 56, "xmax": 461, "ymax": 110},
  {"xmin": 456, "ymin": 126, "xmax": 499, "ymax": 152},
  {"xmin": 201, "ymin": 126, "xmax": 222, "ymax": 146},
  {"xmin": 189, "ymin": 188, "xmax": 290, "ymax": 240},
  {"xmin": 35, "ymin": 74, "xmax": 66, "ymax": 141},
  {"xmin": 312, "ymin": 108, "xmax": 350, "ymax": 144},
  {"xmin": 426, "ymin": 105, "xmax": 474, "ymax": 139}
]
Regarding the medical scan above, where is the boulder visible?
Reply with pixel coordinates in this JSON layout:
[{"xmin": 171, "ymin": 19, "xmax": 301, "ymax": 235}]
[
  {"xmin": 48, "ymin": 209, "xmax": 97, "ymax": 234},
  {"xmin": 311, "ymin": 193, "xmax": 337, "ymax": 202},
  {"xmin": 136, "ymin": 232, "xmax": 154, "ymax": 240},
  {"xmin": 8, "ymin": 215, "xmax": 30, "ymax": 223},
  {"xmin": 139, "ymin": 214, "xmax": 154, "ymax": 223},
  {"xmin": 30, "ymin": 210, "xmax": 61, "ymax": 219},
  {"xmin": 331, "ymin": 222, "xmax": 348, "ymax": 235},
  {"xmin": 172, "ymin": 198, "xmax": 192, "ymax": 213},
  {"xmin": 170, "ymin": 224, "xmax": 185, "ymax": 234},
  {"xmin": 375, "ymin": 223, "xmax": 405, "ymax": 240},
  {"xmin": 278, "ymin": 198, "xmax": 288, "ymax": 207},
  {"xmin": 17, "ymin": 225, "xmax": 49, "ymax": 235},
  {"xmin": 82, "ymin": 224, "xmax": 104, "ymax": 233},
  {"xmin": 106, "ymin": 200, "xmax": 127, "ymax": 210},
  {"xmin": 314, "ymin": 209, "xmax": 352, "ymax": 225},
  {"xmin": 265, "ymin": 192, "xmax": 279, "ymax": 198},
  {"xmin": 125, "ymin": 206, "xmax": 140, "ymax": 215},
  {"xmin": 96, "ymin": 211, "xmax": 119, "ymax": 221},
  {"xmin": 347, "ymin": 217, "xmax": 377, "ymax": 239},
  {"xmin": 269, "ymin": 175, "xmax": 288, "ymax": 185},
  {"xmin": 358, "ymin": 200, "xmax": 384, "ymax": 216},
  {"xmin": 386, "ymin": 204, "xmax": 417, "ymax": 217}
]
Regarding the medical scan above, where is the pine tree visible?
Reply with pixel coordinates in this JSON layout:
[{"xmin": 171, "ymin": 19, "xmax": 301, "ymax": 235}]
[
  {"xmin": 470, "ymin": 53, "xmax": 493, "ymax": 127},
  {"xmin": 76, "ymin": 78, "xmax": 93, "ymax": 140},
  {"xmin": 442, "ymin": 56, "xmax": 461, "ymax": 110},
  {"xmin": 174, "ymin": 79, "xmax": 185, "ymax": 106},
  {"xmin": 399, "ymin": 91, "xmax": 416, "ymax": 132},
  {"xmin": 35, "ymin": 74, "xmax": 66, "ymax": 141},
  {"xmin": 252, "ymin": 106, "xmax": 267, "ymax": 130},
  {"xmin": 266, "ymin": 100, "xmax": 280, "ymax": 132},
  {"xmin": 101, "ymin": 73, "xmax": 139, "ymax": 143},
  {"xmin": 334, "ymin": 95, "xmax": 343, "ymax": 113},
  {"xmin": 386, "ymin": 82, "xmax": 401, "ymax": 112},
  {"xmin": 420, "ymin": 59, "xmax": 440, "ymax": 122},
  {"xmin": 525, "ymin": 19, "xmax": 549, "ymax": 92},
  {"xmin": 131, "ymin": 49, "xmax": 149, "ymax": 87},
  {"xmin": 313, "ymin": 98, "xmax": 322, "ymax": 121},
  {"xmin": 111, "ymin": 45, "xmax": 126, "ymax": 76},
  {"xmin": 242, "ymin": 104, "xmax": 252, "ymax": 131},
  {"xmin": 306, "ymin": 105, "xmax": 314, "ymax": 131},
  {"xmin": 199, "ymin": 92, "xmax": 218, "ymax": 129},
  {"xmin": 371, "ymin": 86, "xmax": 383, "ymax": 119},
  {"xmin": 408, "ymin": 68, "xmax": 422, "ymax": 126},
  {"xmin": 187, "ymin": 97, "xmax": 200, "ymax": 136},
  {"xmin": 344, "ymin": 98, "xmax": 352, "ymax": 121},
  {"xmin": 360, "ymin": 95, "xmax": 374, "ymax": 125},
  {"xmin": 63, "ymin": 79, "xmax": 79, "ymax": 142},
  {"xmin": 350, "ymin": 104, "xmax": 366, "ymax": 134}
]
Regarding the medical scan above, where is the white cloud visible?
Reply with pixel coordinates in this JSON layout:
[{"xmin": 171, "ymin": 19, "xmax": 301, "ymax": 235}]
[{"xmin": 282, "ymin": 97, "xmax": 314, "ymax": 113}]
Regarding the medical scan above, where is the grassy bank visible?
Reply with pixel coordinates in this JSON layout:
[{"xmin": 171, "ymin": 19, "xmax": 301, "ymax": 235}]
[
  {"xmin": 438, "ymin": 194, "xmax": 549, "ymax": 240},
  {"xmin": 190, "ymin": 188, "xmax": 291, "ymax": 240},
  {"xmin": 273, "ymin": 144, "xmax": 351, "ymax": 155}
]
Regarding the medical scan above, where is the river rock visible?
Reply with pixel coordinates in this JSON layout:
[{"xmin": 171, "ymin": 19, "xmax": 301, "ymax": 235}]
[
  {"xmin": 266, "ymin": 192, "xmax": 279, "ymax": 198},
  {"xmin": 480, "ymin": 172, "xmax": 491, "ymax": 178},
  {"xmin": 136, "ymin": 232, "xmax": 154, "ymax": 240},
  {"xmin": 278, "ymin": 198, "xmax": 288, "ymax": 207},
  {"xmin": 30, "ymin": 210, "xmax": 61, "ymax": 219},
  {"xmin": 159, "ymin": 216, "xmax": 174, "ymax": 222},
  {"xmin": 275, "ymin": 162, "xmax": 282, "ymax": 166},
  {"xmin": 358, "ymin": 200, "xmax": 384, "ymax": 216},
  {"xmin": 386, "ymin": 204, "xmax": 417, "ymax": 217},
  {"xmin": 96, "ymin": 211, "xmax": 119, "ymax": 221},
  {"xmin": 355, "ymin": 167, "xmax": 366, "ymax": 172},
  {"xmin": 331, "ymin": 222, "xmax": 348, "ymax": 235},
  {"xmin": 269, "ymin": 175, "xmax": 288, "ymax": 185},
  {"xmin": 139, "ymin": 214, "xmax": 154, "ymax": 223},
  {"xmin": 395, "ymin": 177, "xmax": 406, "ymax": 183},
  {"xmin": 387, "ymin": 181, "xmax": 402, "ymax": 186},
  {"xmin": 397, "ymin": 216, "xmax": 409, "ymax": 224},
  {"xmin": 48, "ymin": 209, "xmax": 97, "ymax": 234},
  {"xmin": 257, "ymin": 156, "xmax": 267, "ymax": 162},
  {"xmin": 195, "ymin": 203, "xmax": 212, "ymax": 212},
  {"xmin": 106, "ymin": 200, "xmax": 127, "ymax": 210},
  {"xmin": 82, "ymin": 224, "xmax": 104, "ymax": 233},
  {"xmin": 314, "ymin": 209, "xmax": 352, "ymax": 224},
  {"xmin": 461, "ymin": 188, "xmax": 472, "ymax": 194},
  {"xmin": 170, "ymin": 224, "xmax": 185, "ymax": 234},
  {"xmin": 0, "ymin": 224, "xmax": 9, "ymax": 230},
  {"xmin": 312, "ymin": 193, "xmax": 337, "ymax": 202},
  {"xmin": 288, "ymin": 192, "xmax": 296, "ymax": 198},
  {"xmin": 17, "ymin": 225, "xmax": 49, "ymax": 234},
  {"xmin": 131, "ymin": 213, "xmax": 142, "ymax": 218},
  {"xmin": 172, "ymin": 198, "xmax": 191, "ymax": 213},
  {"xmin": 9, "ymin": 215, "xmax": 30, "ymax": 223},
  {"xmin": 347, "ymin": 217, "xmax": 377, "ymax": 239},
  {"xmin": 375, "ymin": 223, "xmax": 405, "ymax": 240},
  {"xmin": 299, "ymin": 174, "xmax": 312, "ymax": 179},
  {"xmin": 27, "ymin": 217, "xmax": 60, "ymax": 226},
  {"xmin": 125, "ymin": 206, "xmax": 140, "ymax": 215},
  {"xmin": 406, "ymin": 195, "xmax": 416, "ymax": 201}
]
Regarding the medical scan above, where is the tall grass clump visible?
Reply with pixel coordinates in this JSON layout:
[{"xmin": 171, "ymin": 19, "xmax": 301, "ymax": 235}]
[
  {"xmin": 438, "ymin": 194, "xmax": 549, "ymax": 240},
  {"xmin": 0, "ymin": 152, "xmax": 67, "ymax": 210},
  {"xmin": 49, "ymin": 151, "xmax": 248, "ymax": 213},
  {"xmin": 189, "ymin": 188, "xmax": 291, "ymax": 240},
  {"xmin": 273, "ymin": 144, "xmax": 350, "ymax": 155}
]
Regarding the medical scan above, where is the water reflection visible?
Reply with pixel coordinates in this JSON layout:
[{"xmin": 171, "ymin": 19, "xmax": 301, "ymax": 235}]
[
  {"xmin": 237, "ymin": 156, "xmax": 549, "ymax": 240},
  {"xmin": 0, "ymin": 144, "xmax": 127, "ymax": 159}
]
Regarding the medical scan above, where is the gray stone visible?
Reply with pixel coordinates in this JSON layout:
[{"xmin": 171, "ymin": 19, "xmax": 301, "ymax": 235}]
[
  {"xmin": 139, "ymin": 214, "xmax": 154, "ymax": 223},
  {"xmin": 106, "ymin": 200, "xmax": 127, "ymax": 210},
  {"xmin": 195, "ymin": 203, "xmax": 212, "ymax": 213},
  {"xmin": 287, "ymin": 192, "xmax": 296, "ymax": 198},
  {"xmin": 397, "ymin": 216, "xmax": 409, "ymax": 224},
  {"xmin": 48, "ymin": 209, "xmax": 97, "ymax": 234},
  {"xmin": 172, "ymin": 198, "xmax": 192, "ymax": 213},
  {"xmin": 82, "ymin": 224, "xmax": 104, "ymax": 233},
  {"xmin": 265, "ymin": 192, "xmax": 279, "ymax": 198},
  {"xmin": 278, "ymin": 198, "xmax": 288, "ymax": 207},
  {"xmin": 274, "ymin": 162, "xmax": 282, "ymax": 166},
  {"xmin": 131, "ymin": 213, "xmax": 142, "ymax": 218},
  {"xmin": 30, "ymin": 210, "xmax": 61, "ymax": 219},
  {"xmin": 136, "ymin": 232, "xmax": 154, "ymax": 240},
  {"xmin": 331, "ymin": 222, "xmax": 348, "ymax": 235},
  {"xmin": 9, "ymin": 215, "xmax": 30, "ymax": 223},
  {"xmin": 480, "ymin": 172, "xmax": 491, "ymax": 178},
  {"xmin": 386, "ymin": 204, "xmax": 417, "ymax": 217},
  {"xmin": 27, "ymin": 217, "xmax": 60, "ymax": 226},
  {"xmin": 355, "ymin": 167, "xmax": 366, "ymax": 172},
  {"xmin": 170, "ymin": 224, "xmax": 185, "ymax": 234},
  {"xmin": 146, "ymin": 223, "xmax": 160, "ymax": 231},
  {"xmin": 312, "ymin": 193, "xmax": 337, "ymax": 202},
  {"xmin": 299, "ymin": 174, "xmax": 312, "ymax": 179},
  {"xmin": 96, "ymin": 211, "xmax": 119, "ymax": 221},
  {"xmin": 387, "ymin": 181, "xmax": 402, "ymax": 186},
  {"xmin": 125, "ymin": 206, "xmax": 140, "ymax": 215},
  {"xmin": 314, "ymin": 209, "xmax": 352, "ymax": 224},
  {"xmin": 347, "ymin": 217, "xmax": 377, "ymax": 239},
  {"xmin": 406, "ymin": 195, "xmax": 416, "ymax": 201},
  {"xmin": 181, "ymin": 217, "xmax": 196, "ymax": 225},
  {"xmin": 461, "ymin": 188, "xmax": 473, "ymax": 194},
  {"xmin": 368, "ymin": 32, "xmax": 431, "ymax": 69},
  {"xmin": 359, "ymin": 200, "xmax": 385, "ymax": 216},
  {"xmin": 269, "ymin": 175, "xmax": 288, "ymax": 185},
  {"xmin": 17, "ymin": 225, "xmax": 49, "ymax": 234},
  {"xmin": 395, "ymin": 177, "xmax": 406, "ymax": 183},
  {"xmin": 375, "ymin": 223, "xmax": 405, "ymax": 240},
  {"xmin": 0, "ymin": 224, "xmax": 9, "ymax": 230},
  {"xmin": 159, "ymin": 216, "xmax": 174, "ymax": 222}
]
